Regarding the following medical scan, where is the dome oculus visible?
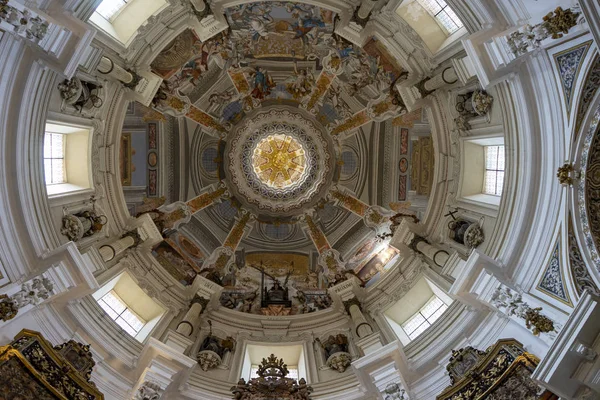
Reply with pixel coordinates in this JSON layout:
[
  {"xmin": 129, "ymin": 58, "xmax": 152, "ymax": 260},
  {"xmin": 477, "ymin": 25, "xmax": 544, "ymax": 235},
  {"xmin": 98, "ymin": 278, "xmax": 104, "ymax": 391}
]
[{"xmin": 252, "ymin": 134, "xmax": 307, "ymax": 189}]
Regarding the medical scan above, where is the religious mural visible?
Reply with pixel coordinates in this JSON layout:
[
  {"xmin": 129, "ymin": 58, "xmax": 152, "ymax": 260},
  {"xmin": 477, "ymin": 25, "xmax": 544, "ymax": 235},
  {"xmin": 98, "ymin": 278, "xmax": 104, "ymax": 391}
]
[
  {"xmin": 149, "ymin": 2, "xmax": 407, "ymax": 132},
  {"xmin": 217, "ymin": 252, "xmax": 332, "ymax": 315},
  {"xmin": 152, "ymin": 232, "xmax": 205, "ymax": 286}
]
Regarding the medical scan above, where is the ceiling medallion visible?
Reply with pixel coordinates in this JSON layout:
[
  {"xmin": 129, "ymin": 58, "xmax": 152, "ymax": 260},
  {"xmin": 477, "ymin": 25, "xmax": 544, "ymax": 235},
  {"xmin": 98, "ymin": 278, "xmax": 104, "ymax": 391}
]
[
  {"xmin": 225, "ymin": 106, "xmax": 335, "ymax": 218},
  {"xmin": 252, "ymin": 134, "xmax": 307, "ymax": 189}
]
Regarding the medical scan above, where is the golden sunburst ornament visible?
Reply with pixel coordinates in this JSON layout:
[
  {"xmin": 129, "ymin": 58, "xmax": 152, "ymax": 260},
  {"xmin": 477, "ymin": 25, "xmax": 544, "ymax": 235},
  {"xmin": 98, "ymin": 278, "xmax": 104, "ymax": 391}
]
[{"xmin": 252, "ymin": 134, "xmax": 307, "ymax": 189}]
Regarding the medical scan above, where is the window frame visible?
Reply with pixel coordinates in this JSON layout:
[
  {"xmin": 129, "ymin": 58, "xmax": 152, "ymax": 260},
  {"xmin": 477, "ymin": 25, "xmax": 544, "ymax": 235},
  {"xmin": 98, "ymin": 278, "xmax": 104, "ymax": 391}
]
[
  {"xmin": 43, "ymin": 132, "xmax": 66, "ymax": 185},
  {"xmin": 483, "ymin": 145, "xmax": 505, "ymax": 197},
  {"xmin": 95, "ymin": 0, "xmax": 130, "ymax": 22},
  {"xmin": 416, "ymin": 0, "xmax": 463, "ymax": 35},
  {"xmin": 249, "ymin": 364, "xmax": 299, "ymax": 380},
  {"xmin": 401, "ymin": 296, "xmax": 448, "ymax": 340},
  {"xmin": 98, "ymin": 290, "xmax": 146, "ymax": 336}
]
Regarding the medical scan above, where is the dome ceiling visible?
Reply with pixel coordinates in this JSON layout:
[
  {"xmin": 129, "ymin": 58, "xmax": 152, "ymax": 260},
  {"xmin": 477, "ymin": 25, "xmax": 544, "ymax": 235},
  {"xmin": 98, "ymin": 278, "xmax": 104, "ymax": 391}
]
[
  {"xmin": 225, "ymin": 107, "xmax": 335, "ymax": 219},
  {"xmin": 121, "ymin": 0, "xmax": 428, "ymax": 312}
]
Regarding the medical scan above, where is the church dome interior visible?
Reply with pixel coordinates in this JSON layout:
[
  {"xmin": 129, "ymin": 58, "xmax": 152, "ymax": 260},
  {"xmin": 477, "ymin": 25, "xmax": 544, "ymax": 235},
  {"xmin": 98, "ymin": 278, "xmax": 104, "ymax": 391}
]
[{"xmin": 1, "ymin": 0, "xmax": 600, "ymax": 399}]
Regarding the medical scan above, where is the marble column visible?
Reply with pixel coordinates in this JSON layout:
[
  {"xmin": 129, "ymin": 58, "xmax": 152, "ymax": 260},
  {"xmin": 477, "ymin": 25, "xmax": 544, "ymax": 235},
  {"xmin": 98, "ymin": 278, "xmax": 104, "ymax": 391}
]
[
  {"xmin": 98, "ymin": 231, "xmax": 140, "ymax": 262},
  {"xmin": 409, "ymin": 235, "xmax": 449, "ymax": 267},
  {"xmin": 357, "ymin": 0, "xmax": 377, "ymax": 20},
  {"xmin": 176, "ymin": 296, "xmax": 209, "ymax": 337},
  {"xmin": 190, "ymin": 0, "xmax": 206, "ymax": 12},
  {"xmin": 344, "ymin": 298, "xmax": 373, "ymax": 338},
  {"xmin": 97, "ymin": 56, "xmax": 137, "ymax": 87}
]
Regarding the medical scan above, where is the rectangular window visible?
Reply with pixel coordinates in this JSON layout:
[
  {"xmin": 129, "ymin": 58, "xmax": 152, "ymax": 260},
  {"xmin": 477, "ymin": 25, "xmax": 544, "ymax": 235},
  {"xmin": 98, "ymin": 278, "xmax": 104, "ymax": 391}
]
[
  {"xmin": 417, "ymin": 0, "xmax": 463, "ymax": 34},
  {"xmin": 483, "ymin": 145, "xmax": 505, "ymax": 196},
  {"xmin": 95, "ymin": 0, "xmax": 128, "ymax": 20},
  {"xmin": 43, "ymin": 133, "xmax": 66, "ymax": 185},
  {"xmin": 401, "ymin": 296, "xmax": 448, "ymax": 340},
  {"xmin": 98, "ymin": 290, "xmax": 146, "ymax": 336},
  {"xmin": 249, "ymin": 365, "xmax": 299, "ymax": 380}
]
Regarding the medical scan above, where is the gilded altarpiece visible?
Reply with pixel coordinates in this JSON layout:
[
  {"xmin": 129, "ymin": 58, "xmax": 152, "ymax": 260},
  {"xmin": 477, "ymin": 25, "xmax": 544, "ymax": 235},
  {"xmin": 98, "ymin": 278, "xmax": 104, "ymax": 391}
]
[
  {"xmin": 437, "ymin": 339, "xmax": 557, "ymax": 400},
  {"xmin": 0, "ymin": 329, "xmax": 104, "ymax": 400}
]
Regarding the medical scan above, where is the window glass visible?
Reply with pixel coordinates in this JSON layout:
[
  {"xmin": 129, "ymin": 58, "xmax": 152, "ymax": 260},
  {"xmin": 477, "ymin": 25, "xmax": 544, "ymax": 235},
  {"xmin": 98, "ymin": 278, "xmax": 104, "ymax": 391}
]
[
  {"xmin": 483, "ymin": 145, "xmax": 505, "ymax": 196},
  {"xmin": 95, "ymin": 0, "xmax": 128, "ymax": 20},
  {"xmin": 417, "ymin": 0, "xmax": 463, "ymax": 34},
  {"xmin": 401, "ymin": 296, "xmax": 448, "ymax": 340},
  {"xmin": 98, "ymin": 290, "xmax": 146, "ymax": 336},
  {"xmin": 43, "ymin": 133, "xmax": 65, "ymax": 184},
  {"xmin": 249, "ymin": 365, "xmax": 299, "ymax": 380}
]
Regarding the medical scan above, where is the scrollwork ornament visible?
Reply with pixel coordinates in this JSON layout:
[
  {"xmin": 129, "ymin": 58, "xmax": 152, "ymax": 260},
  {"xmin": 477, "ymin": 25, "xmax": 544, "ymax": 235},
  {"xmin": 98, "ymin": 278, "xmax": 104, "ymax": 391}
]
[
  {"xmin": 326, "ymin": 352, "xmax": 351, "ymax": 373},
  {"xmin": 197, "ymin": 350, "xmax": 222, "ymax": 371},
  {"xmin": 491, "ymin": 286, "xmax": 555, "ymax": 336},
  {"xmin": 134, "ymin": 381, "xmax": 162, "ymax": 400},
  {"xmin": 0, "ymin": 294, "xmax": 18, "ymax": 321},
  {"xmin": 463, "ymin": 223, "xmax": 484, "ymax": 249}
]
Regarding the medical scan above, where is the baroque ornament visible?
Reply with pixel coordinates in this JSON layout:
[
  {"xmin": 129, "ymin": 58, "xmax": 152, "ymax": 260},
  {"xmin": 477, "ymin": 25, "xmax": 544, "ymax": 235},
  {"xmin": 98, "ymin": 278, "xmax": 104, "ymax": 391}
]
[
  {"xmin": 557, "ymin": 162, "xmax": 576, "ymax": 186},
  {"xmin": 0, "ymin": 294, "xmax": 18, "ymax": 322},
  {"xmin": 491, "ymin": 286, "xmax": 555, "ymax": 336},
  {"xmin": 506, "ymin": 7, "xmax": 582, "ymax": 57},
  {"xmin": 225, "ymin": 107, "xmax": 335, "ymax": 218},
  {"xmin": 197, "ymin": 350, "xmax": 222, "ymax": 371},
  {"xmin": 134, "ymin": 381, "xmax": 162, "ymax": 400},
  {"xmin": 463, "ymin": 223, "xmax": 484, "ymax": 249},
  {"xmin": 230, "ymin": 354, "xmax": 313, "ymax": 399}
]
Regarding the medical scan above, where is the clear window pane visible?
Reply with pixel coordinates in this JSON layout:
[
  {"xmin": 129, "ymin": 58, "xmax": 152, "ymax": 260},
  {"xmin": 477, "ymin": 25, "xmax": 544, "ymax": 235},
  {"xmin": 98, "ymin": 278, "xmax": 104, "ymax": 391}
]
[
  {"xmin": 408, "ymin": 321, "xmax": 430, "ymax": 339},
  {"xmin": 44, "ymin": 159, "xmax": 53, "ymax": 184},
  {"xmin": 287, "ymin": 368, "xmax": 299, "ymax": 380},
  {"xmin": 115, "ymin": 317, "xmax": 138, "ymax": 336},
  {"xmin": 483, "ymin": 145, "xmax": 505, "ymax": 196},
  {"xmin": 120, "ymin": 308, "xmax": 145, "ymax": 332},
  {"xmin": 43, "ymin": 134, "xmax": 51, "ymax": 158},
  {"xmin": 98, "ymin": 290, "xmax": 146, "ymax": 337},
  {"xmin": 51, "ymin": 134, "xmax": 64, "ymax": 158},
  {"xmin": 100, "ymin": 291, "xmax": 126, "ymax": 314},
  {"xmin": 402, "ymin": 296, "xmax": 449, "ymax": 340},
  {"xmin": 43, "ymin": 133, "xmax": 65, "ymax": 185},
  {"xmin": 420, "ymin": 296, "xmax": 444, "ymax": 318},
  {"xmin": 417, "ymin": 0, "xmax": 463, "ymax": 34},
  {"xmin": 402, "ymin": 312, "xmax": 426, "ymax": 335},
  {"xmin": 95, "ymin": 0, "xmax": 128, "ymax": 20}
]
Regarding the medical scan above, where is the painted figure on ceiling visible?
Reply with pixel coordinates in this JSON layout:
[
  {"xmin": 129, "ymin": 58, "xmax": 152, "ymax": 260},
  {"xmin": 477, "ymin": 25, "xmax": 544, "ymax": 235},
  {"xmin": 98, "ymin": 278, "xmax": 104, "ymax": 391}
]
[
  {"xmin": 250, "ymin": 67, "xmax": 275, "ymax": 100},
  {"xmin": 285, "ymin": 61, "xmax": 315, "ymax": 100}
]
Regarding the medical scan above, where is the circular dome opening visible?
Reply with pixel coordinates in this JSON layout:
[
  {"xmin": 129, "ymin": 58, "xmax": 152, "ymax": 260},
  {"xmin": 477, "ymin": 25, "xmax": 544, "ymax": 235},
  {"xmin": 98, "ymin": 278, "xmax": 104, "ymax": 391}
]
[{"xmin": 251, "ymin": 133, "xmax": 307, "ymax": 189}]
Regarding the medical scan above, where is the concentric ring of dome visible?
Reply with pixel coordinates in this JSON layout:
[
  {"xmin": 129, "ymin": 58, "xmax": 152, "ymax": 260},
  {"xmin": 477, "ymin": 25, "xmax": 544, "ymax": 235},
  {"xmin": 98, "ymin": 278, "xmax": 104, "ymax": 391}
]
[
  {"xmin": 225, "ymin": 106, "xmax": 335, "ymax": 218},
  {"xmin": 251, "ymin": 133, "xmax": 307, "ymax": 189}
]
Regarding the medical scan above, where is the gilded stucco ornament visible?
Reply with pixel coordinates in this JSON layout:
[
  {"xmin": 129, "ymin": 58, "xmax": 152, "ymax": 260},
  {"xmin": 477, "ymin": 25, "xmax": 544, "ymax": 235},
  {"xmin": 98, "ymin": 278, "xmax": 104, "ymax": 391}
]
[
  {"xmin": 0, "ymin": 294, "xmax": 18, "ymax": 322},
  {"xmin": 506, "ymin": 7, "xmax": 583, "ymax": 57},
  {"xmin": 230, "ymin": 354, "xmax": 313, "ymax": 399},
  {"xmin": 557, "ymin": 162, "xmax": 577, "ymax": 186},
  {"xmin": 491, "ymin": 286, "xmax": 556, "ymax": 336}
]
